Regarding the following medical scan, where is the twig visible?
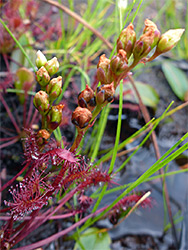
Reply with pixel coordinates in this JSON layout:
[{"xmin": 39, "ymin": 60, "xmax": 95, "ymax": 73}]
[
  {"xmin": 128, "ymin": 74, "xmax": 179, "ymax": 248},
  {"xmin": 41, "ymin": 0, "xmax": 113, "ymax": 50}
]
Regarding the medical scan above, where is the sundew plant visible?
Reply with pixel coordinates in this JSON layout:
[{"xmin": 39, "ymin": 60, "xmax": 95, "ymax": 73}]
[{"xmin": 0, "ymin": 2, "xmax": 187, "ymax": 249}]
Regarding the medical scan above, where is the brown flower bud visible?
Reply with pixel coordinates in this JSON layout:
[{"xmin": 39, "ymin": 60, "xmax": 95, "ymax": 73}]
[
  {"xmin": 117, "ymin": 23, "xmax": 136, "ymax": 59},
  {"xmin": 96, "ymin": 83, "xmax": 115, "ymax": 105},
  {"xmin": 78, "ymin": 85, "xmax": 96, "ymax": 111},
  {"xmin": 133, "ymin": 19, "xmax": 160, "ymax": 61},
  {"xmin": 36, "ymin": 129, "xmax": 50, "ymax": 145},
  {"xmin": 110, "ymin": 49, "xmax": 128, "ymax": 76},
  {"xmin": 97, "ymin": 54, "xmax": 114, "ymax": 85},
  {"xmin": 37, "ymin": 129, "xmax": 51, "ymax": 140},
  {"xmin": 71, "ymin": 107, "xmax": 92, "ymax": 129}
]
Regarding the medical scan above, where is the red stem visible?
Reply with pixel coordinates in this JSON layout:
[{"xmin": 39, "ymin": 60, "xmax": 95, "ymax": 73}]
[
  {"xmin": 0, "ymin": 94, "xmax": 21, "ymax": 134},
  {"xmin": 29, "ymin": 109, "xmax": 39, "ymax": 126},
  {"xmin": 13, "ymin": 205, "xmax": 108, "ymax": 250},
  {"xmin": 2, "ymin": 53, "xmax": 10, "ymax": 72},
  {"xmin": 26, "ymin": 96, "xmax": 35, "ymax": 127},
  {"xmin": 23, "ymin": 95, "xmax": 27, "ymax": 127},
  {"xmin": 0, "ymin": 136, "xmax": 19, "ymax": 149},
  {"xmin": 0, "ymin": 161, "xmax": 31, "ymax": 192}
]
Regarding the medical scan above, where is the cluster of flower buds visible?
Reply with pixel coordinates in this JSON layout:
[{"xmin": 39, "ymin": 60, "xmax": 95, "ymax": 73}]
[
  {"xmin": 96, "ymin": 19, "xmax": 184, "ymax": 86},
  {"xmin": 71, "ymin": 82, "xmax": 115, "ymax": 129},
  {"xmin": 33, "ymin": 51, "xmax": 64, "ymax": 138}
]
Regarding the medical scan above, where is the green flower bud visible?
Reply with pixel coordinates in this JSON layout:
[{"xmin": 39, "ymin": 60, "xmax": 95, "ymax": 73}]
[
  {"xmin": 110, "ymin": 49, "xmax": 128, "ymax": 76},
  {"xmin": 45, "ymin": 57, "xmax": 59, "ymax": 76},
  {"xmin": 36, "ymin": 50, "xmax": 47, "ymax": 68},
  {"xmin": 47, "ymin": 104, "xmax": 64, "ymax": 132},
  {"xmin": 33, "ymin": 91, "xmax": 50, "ymax": 115},
  {"xmin": 117, "ymin": 23, "xmax": 136, "ymax": 59},
  {"xmin": 46, "ymin": 76, "xmax": 62, "ymax": 103},
  {"xmin": 155, "ymin": 29, "xmax": 185, "ymax": 54},
  {"xmin": 36, "ymin": 66, "xmax": 50, "ymax": 88},
  {"xmin": 97, "ymin": 54, "xmax": 114, "ymax": 85}
]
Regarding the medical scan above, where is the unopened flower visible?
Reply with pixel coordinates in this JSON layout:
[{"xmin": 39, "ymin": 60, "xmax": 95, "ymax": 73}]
[
  {"xmin": 46, "ymin": 76, "xmax": 62, "ymax": 103},
  {"xmin": 96, "ymin": 83, "xmax": 115, "ymax": 105},
  {"xmin": 36, "ymin": 50, "xmax": 47, "ymax": 69},
  {"xmin": 71, "ymin": 107, "xmax": 92, "ymax": 129},
  {"xmin": 45, "ymin": 57, "xmax": 59, "ymax": 76},
  {"xmin": 33, "ymin": 91, "xmax": 50, "ymax": 115},
  {"xmin": 133, "ymin": 19, "xmax": 160, "ymax": 61},
  {"xmin": 78, "ymin": 85, "xmax": 96, "ymax": 111},
  {"xmin": 116, "ymin": 23, "xmax": 136, "ymax": 59},
  {"xmin": 47, "ymin": 104, "xmax": 64, "ymax": 132},
  {"xmin": 37, "ymin": 129, "xmax": 51, "ymax": 139},
  {"xmin": 37, "ymin": 129, "xmax": 51, "ymax": 145},
  {"xmin": 97, "ymin": 54, "xmax": 114, "ymax": 85},
  {"xmin": 36, "ymin": 66, "xmax": 50, "ymax": 88},
  {"xmin": 110, "ymin": 49, "xmax": 128, "ymax": 75},
  {"xmin": 155, "ymin": 28, "xmax": 185, "ymax": 54}
]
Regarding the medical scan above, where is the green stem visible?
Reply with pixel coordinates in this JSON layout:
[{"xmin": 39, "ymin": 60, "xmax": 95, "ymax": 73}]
[{"xmin": 0, "ymin": 18, "xmax": 36, "ymax": 72}]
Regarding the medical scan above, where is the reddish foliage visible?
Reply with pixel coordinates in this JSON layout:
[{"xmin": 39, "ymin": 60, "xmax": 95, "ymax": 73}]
[
  {"xmin": 4, "ymin": 168, "xmax": 53, "ymax": 220},
  {"xmin": 108, "ymin": 191, "xmax": 153, "ymax": 224}
]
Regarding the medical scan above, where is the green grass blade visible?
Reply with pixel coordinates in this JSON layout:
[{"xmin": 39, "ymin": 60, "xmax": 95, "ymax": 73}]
[
  {"xmin": 0, "ymin": 18, "xmax": 36, "ymax": 72},
  {"xmin": 109, "ymin": 82, "xmax": 123, "ymax": 174}
]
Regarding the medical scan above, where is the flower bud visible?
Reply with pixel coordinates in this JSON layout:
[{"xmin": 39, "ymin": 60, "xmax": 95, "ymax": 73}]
[
  {"xmin": 143, "ymin": 19, "xmax": 161, "ymax": 48},
  {"xmin": 155, "ymin": 29, "xmax": 185, "ymax": 54},
  {"xmin": 45, "ymin": 57, "xmax": 59, "ymax": 76},
  {"xmin": 47, "ymin": 104, "xmax": 64, "ymax": 132},
  {"xmin": 36, "ymin": 66, "xmax": 50, "ymax": 88},
  {"xmin": 96, "ymin": 83, "xmax": 115, "ymax": 105},
  {"xmin": 110, "ymin": 49, "xmax": 128, "ymax": 76},
  {"xmin": 36, "ymin": 50, "xmax": 47, "ymax": 68},
  {"xmin": 78, "ymin": 85, "xmax": 96, "ymax": 111},
  {"xmin": 116, "ymin": 23, "xmax": 136, "ymax": 59},
  {"xmin": 33, "ymin": 91, "xmax": 50, "ymax": 115},
  {"xmin": 97, "ymin": 54, "xmax": 114, "ymax": 85},
  {"xmin": 133, "ymin": 19, "xmax": 160, "ymax": 61},
  {"xmin": 46, "ymin": 76, "xmax": 62, "ymax": 103},
  {"xmin": 71, "ymin": 107, "xmax": 92, "ymax": 129},
  {"xmin": 37, "ymin": 129, "xmax": 51, "ymax": 140},
  {"xmin": 36, "ymin": 129, "xmax": 51, "ymax": 145}
]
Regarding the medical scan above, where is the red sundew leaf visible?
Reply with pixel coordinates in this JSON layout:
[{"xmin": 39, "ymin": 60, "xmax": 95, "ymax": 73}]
[{"xmin": 55, "ymin": 148, "xmax": 78, "ymax": 163}]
